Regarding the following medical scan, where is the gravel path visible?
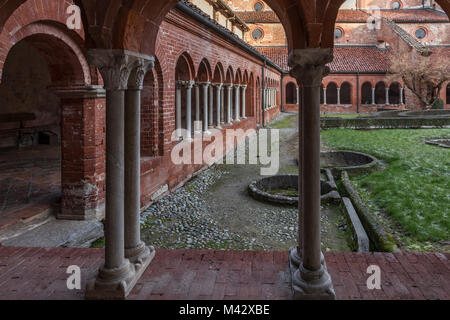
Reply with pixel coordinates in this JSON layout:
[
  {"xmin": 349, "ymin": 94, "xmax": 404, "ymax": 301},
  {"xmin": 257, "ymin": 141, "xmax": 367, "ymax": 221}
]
[{"xmin": 141, "ymin": 113, "xmax": 352, "ymax": 251}]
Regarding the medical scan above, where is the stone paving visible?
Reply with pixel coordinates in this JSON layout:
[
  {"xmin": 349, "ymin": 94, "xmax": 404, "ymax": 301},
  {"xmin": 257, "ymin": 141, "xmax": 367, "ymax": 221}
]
[
  {"xmin": 0, "ymin": 246, "xmax": 448, "ymax": 300},
  {"xmin": 0, "ymin": 145, "xmax": 60, "ymax": 231}
]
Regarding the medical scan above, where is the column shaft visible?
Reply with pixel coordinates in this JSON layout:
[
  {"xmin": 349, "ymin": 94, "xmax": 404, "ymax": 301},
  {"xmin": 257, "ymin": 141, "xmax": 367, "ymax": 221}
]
[
  {"xmin": 372, "ymin": 87, "xmax": 376, "ymax": 104},
  {"xmin": 241, "ymin": 86, "xmax": 247, "ymax": 119},
  {"xmin": 176, "ymin": 83, "xmax": 182, "ymax": 139},
  {"xmin": 337, "ymin": 88, "xmax": 341, "ymax": 105},
  {"xmin": 202, "ymin": 83, "xmax": 210, "ymax": 133},
  {"xmin": 186, "ymin": 83, "xmax": 193, "ymax": 140},
  {"xmin": 235, "ymin": 85, "xmax": 240, "ymax": 121}
]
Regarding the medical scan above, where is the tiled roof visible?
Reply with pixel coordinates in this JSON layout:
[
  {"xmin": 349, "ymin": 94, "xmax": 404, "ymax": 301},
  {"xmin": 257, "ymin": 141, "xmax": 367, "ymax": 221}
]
[
  {"xmin": 235, "ymin": 11, "xmax": 279, "ymax": 23},
  {"xmin": 256, "ymin": 45, "xmax": 450, "ymax": 73},
  {"xmin": 256, "ymin": 45, "xmax": 393, "ymax": 73},
  {"xmin": 337, "ymin": 9, "xmax": 449, "ymax": 23}
]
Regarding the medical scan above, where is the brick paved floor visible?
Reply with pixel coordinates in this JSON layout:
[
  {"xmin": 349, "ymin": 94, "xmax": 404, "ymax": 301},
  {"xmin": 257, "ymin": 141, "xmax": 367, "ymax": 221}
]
[
  {"xmin": 0, "ymin": 246, "xmax": 448, "ymax": 300},
  {"xmin": 0, "ymin": 145, "xmax": 60, "ymax": 230}
]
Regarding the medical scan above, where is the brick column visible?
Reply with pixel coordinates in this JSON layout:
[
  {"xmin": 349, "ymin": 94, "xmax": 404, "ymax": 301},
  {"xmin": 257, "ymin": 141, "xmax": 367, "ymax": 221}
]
[
  {"xmin": 54, "ymin": 86, "xmax": 106, "ymax": 221},
  {"xmin": 288, "ymin": 48, "xmax": 336, "ymax": 300}
]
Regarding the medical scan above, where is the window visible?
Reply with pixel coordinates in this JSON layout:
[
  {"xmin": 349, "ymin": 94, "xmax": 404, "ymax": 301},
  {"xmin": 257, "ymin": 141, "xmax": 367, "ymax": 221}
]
[
  {"xmin": 252, "ymin": 29, "xmax": 263, "ymax": 40},
  {"xmin": 326, "ymin": 83, "xmax": 338, "ymax": 105},
  {"xmin": 334, "ymin": 28, "xmax": 343, "ymax": 39},
  {"xmin": 361, "ymin": 82, "xmax": 372, "ymax": 105},
  {"xmin": 254, "ymin": 2, "xmax": 263, "ymax": 12},
  {"xmin": 415, "ymin": 28, "xmax": 427, "ymax": 39},
  {"xmin": 392, "ymin": 1, "xmax": 401, "ymax": 10},
  {"xmin": 340, "ymin": 82, "xmax": 351, "ymax": 105},
  {"xmin": 286, "ymin": 82, "xmax": 297, "ymax": 104},
  {"xmin": 446, "ymin": 83, "xmax": 450, "ymax": 104}
]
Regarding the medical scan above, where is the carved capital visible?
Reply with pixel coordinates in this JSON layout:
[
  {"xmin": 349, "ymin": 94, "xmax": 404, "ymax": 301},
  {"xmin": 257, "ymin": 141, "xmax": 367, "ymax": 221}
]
[
  {"xmin": 87, "ymin": 49, "xmax": 154, "ymax": 91},
  {"xmin": 128, "ymin": 57, "xmax": 155, "ymax": 90},
  {"xmin": 288, "ymin": 48, "xmax": 333, "ymax": 87}
]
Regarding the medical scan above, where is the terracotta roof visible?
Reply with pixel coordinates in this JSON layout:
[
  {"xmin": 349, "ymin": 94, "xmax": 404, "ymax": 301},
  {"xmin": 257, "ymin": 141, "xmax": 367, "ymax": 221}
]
[
  {"xmin": 256, "ymin": 45, "xmax": 450, "ymax": 73},
  {"xmin": 337, "ymin": 9, "xmax": 449, "ymax": 23},
  {"xmin": 256, "ymin": 45, "xmax": 393, "ymax": 73},
  {"xmin": 235, "ymin": 11, "xmax": 279, "ymax": 23}
]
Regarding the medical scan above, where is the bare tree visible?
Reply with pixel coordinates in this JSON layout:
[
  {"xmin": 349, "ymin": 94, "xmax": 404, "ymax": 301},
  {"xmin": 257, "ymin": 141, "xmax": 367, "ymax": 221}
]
[{"xmin": 388, "ymin": 49, "xmax": 450, "ymax": 109}]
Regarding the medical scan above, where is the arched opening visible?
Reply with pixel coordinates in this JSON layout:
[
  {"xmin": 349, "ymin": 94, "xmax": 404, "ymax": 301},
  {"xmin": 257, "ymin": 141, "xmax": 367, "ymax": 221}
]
[
  {"xmin": 142, "ymin": 58, "xmax": 164, "ymax": 157},
  {"xmin": 326, "ymin": 83, "xmax": 338, "ymax": 105},
  {"xmin": 175, "ymin": 53, "xmax": 194, "ymax": 139},
  {"xmin": 320, "ymin": 84, "xmax": 324, "ymax": 105},
  {"xmin": 375, "ymin": 82, "xmax": 387, "ymax": 104},
  {"xmin": 361, "ymin": 82, "xmax": 372, "ymax": 105},
  {"xmin": 447, "ymin": 83, "xmax": 450, "ymax": 105},
  {"xmin": 0, "ymin": 32, "xmax": 94, "ymax": 222},
  {"xmin": 389, "ymin": 82, "xmax": 401, "ymax": 105},
  {"xmin": 286, "ymin": 82, "xmax": 297, "ymax": 104},
  {"xmin": 340, "ymin": 82, "xmax": 351, "ymax": 105}
]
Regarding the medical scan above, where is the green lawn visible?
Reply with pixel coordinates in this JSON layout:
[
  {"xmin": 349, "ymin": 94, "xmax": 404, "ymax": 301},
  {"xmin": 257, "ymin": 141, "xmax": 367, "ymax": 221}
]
[{"xmin": 321, "ymin": 129, "xmax": 450, "ymax": 246}]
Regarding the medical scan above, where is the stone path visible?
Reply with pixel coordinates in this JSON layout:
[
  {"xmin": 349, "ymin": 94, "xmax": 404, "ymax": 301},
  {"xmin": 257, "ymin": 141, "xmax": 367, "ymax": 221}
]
[{"xmin": 0, "ymin": 246, "xmax": 448, "ymax": 300}]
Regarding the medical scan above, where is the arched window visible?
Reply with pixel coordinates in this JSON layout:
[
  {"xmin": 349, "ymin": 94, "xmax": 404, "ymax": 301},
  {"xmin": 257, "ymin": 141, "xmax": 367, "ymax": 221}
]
[
  {"xmin": 286, "ymin": 82, "xmax": 297, "ymax": 104},
  {"xmin": 326, "ymin": 83, "xmax": 338, "ymax": 105},
  {"xmin": 320, "ymin": 84, "xmax": 324, "ymax": 105},
  {"xmin": 446, "ymin": 83, "xmax": 450, "ymax": 105},
  {"xmin": 389, "ymin": 82, "xmax": 401, "ymax": 105},
  {"xmin": 375, "ymin": 82, "xmax": 386, "ymax": 104},
  {"xmin": 361, "ymin": 82, "xmax": 372, "ymax": 105},
  {"xmin": 340, "ymin": 82, "xmax": 351, "ymax": 105}
]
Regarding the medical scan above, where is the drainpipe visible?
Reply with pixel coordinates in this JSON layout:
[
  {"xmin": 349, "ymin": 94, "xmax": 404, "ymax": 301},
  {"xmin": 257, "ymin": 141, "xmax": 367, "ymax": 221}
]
[
  {"xmin": 281, "ymin": 73, "xmax": 285, "ymax": 113},
  {"xmin": 356, "ymin": 72, "xmax": 360, "ymax": 113},
  {"xmin": 262, "ymin": 59, "xmax": 266, "ymax": 127}
]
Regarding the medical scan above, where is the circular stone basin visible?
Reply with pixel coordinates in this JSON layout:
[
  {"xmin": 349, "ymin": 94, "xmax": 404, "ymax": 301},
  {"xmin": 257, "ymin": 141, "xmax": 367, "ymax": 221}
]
[
  {"xmin": 320, "ymin": 151, "xmax": 379, "ymax": 177},
  {"xmin": 248, "ymin": 174, "xmax": 339, "ymax": 206},
  {"xmin": 425, "ymin": 139, "xmax": 450, "ymax": 148},
  {"xmin": 398, "ymin": 110, "xmax": 450, "ymax": 118}
]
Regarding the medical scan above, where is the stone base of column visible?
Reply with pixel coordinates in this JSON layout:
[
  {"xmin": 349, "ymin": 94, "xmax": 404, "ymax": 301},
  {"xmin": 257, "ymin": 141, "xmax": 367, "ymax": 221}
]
[
  {"xmin": 85, "ymin": 259, "xmax": 138, "ymax": 300},
  {"xmin": 203, "ymin": 130, "xmax": 212, "ymax": 136},
  {"xmin": 289, "ymin": 247, "xmax": 336, "ymax": 300},
  {"xmin": 234, "ymin": 119, "xmax": 241, "ymax": 122}
]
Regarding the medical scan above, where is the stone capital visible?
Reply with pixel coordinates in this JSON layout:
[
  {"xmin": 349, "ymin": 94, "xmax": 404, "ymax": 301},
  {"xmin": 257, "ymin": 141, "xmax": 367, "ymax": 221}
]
[
  {"xmin": 87, "ymin": 49, "xmax": 154, "ymax": 91},
  {"xmin": 234, "ymin": 84, "xmax": 241, "ymax": 89},
  {"xmin": 288, "ymin": 48, "xmax": 333, "ymax": 87},
  {"xmin": 128, "ymin": 57, "xmax": 155, "ymax": 90},
  {"xmin": 212, "ymin": 82, "xmax": 223, "ymax": 89},
  {"xmin": 241, "ymin": 85, "xmax": 248, "ymax": 90},
  {"xmin": 198, "ymin": 81, "xmax": 211, "ymax": 88}
]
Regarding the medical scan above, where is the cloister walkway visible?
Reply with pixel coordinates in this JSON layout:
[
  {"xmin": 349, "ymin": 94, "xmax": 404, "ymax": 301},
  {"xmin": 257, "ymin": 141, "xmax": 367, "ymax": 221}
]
[{"xmin": 0, "ymin": 246, "xmax": 448, "ymax": 300}]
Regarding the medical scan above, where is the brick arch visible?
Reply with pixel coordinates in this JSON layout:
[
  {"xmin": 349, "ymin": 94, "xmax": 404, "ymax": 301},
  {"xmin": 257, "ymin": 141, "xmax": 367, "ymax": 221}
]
[
  {"xmin": 243, "ymin": 71, "xmax": 249, "ymax": 84},
  {"xmin": 63, "ymin": 0, "xmax": 306, "ymax": 53},
  {"xmin": 0, "ymin": 0, "xmax": 93, "ymax": 85},
  {"xmin": 1, "ymin": 22, "xmax": 91, "ymax": 86},
  {"xmin": 175, "ymin": 52, "xmax": 195, "ymax": 81},
  {"xmin": 213, "ymin": 62, "xmax": 224, "ymax": 83},
  {"xmin": 235, "ymin": 69, "xmax": 242, "ymax": 84},
  {"xmin": 225, "ymin": 66, "xmax": 234, "ymax": 84},
  {"xmin": 197, "ymin": 59, "xmax": 212, "ymax": 82}
]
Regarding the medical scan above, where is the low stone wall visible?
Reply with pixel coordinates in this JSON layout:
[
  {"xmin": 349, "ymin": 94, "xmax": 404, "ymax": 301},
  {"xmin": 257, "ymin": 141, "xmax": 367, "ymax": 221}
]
[
  {"xmin": 341, "ymin": 171, "xmax": 396, "ymax": 252},
  {"xmin": 321, "ymin": 151, "xmax": 381, "ymax": 178},
  {"xmin": 321, "ymin": 117, "xmax": 450, "ymax": 130}
]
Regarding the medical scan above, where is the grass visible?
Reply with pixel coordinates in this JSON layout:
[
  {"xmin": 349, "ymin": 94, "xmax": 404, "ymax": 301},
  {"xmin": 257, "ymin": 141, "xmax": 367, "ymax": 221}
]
[
  {"xmin": 321, "ymin": 113, "xmax": 370, "ymax": 119},
  {"xmin": 270, "ymin": 114, "xmax": 297, "ymax": 129},
  {"xmin": 321, "ymin": 128, "xmax": 450, "ymax": 244}
]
